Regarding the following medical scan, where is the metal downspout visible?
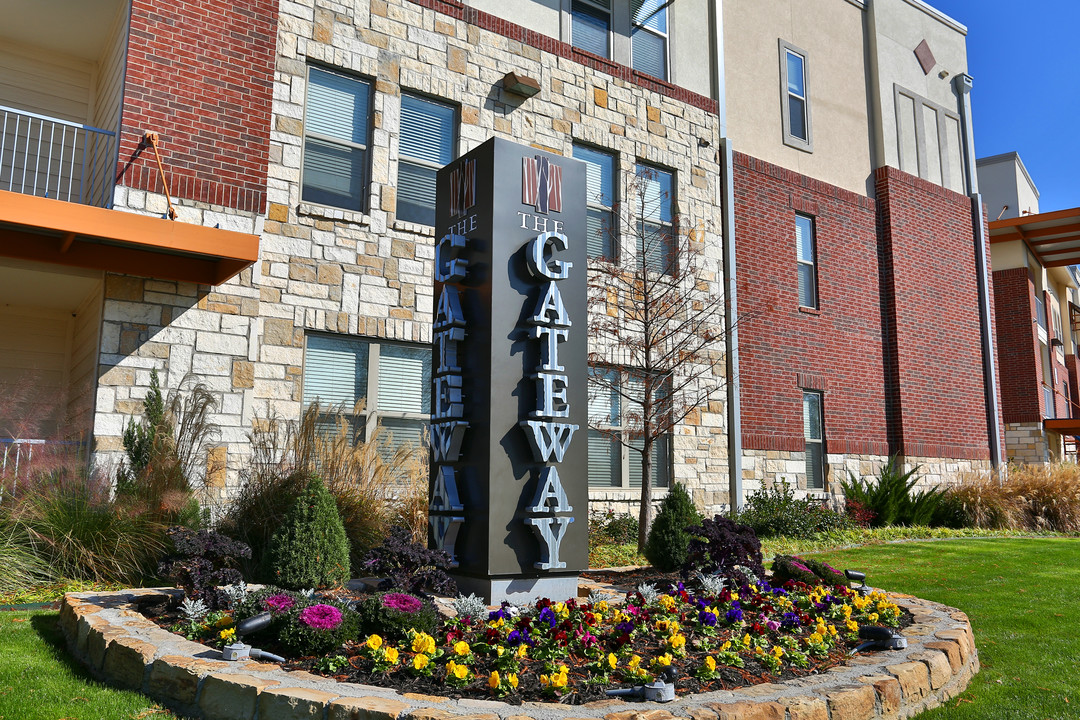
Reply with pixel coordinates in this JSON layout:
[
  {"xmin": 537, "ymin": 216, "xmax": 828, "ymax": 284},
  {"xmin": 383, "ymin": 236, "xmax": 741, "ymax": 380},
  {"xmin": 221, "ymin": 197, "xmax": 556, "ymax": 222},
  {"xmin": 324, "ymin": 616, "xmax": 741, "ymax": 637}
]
[
  {"xmin": 720, "ymin": 137, "xmax": 743, "ymax": 510},
  {"xmin": 956, "ymin": 73, "xmax": 1004, "ymax": 468}
]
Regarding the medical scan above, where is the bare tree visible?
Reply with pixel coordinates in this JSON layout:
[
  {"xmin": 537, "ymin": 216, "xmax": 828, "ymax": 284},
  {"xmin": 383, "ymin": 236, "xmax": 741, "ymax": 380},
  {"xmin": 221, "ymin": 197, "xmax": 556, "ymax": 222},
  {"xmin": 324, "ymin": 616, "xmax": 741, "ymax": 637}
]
[{"xmin": 587, "ymin": 167, "xmax": 728, "ymax": 551}]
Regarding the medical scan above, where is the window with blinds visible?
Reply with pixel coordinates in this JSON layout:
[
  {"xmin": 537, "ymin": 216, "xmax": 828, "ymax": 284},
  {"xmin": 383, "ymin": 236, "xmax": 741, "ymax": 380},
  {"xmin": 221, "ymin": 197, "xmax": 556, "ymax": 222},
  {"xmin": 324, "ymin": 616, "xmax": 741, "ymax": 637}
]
[
  {"xmin": 302, "ymin": 67, "xmax": 372, "ymax": 210},
  {"xmin": 803, "ymin": 391, "xmax": 825, "ymax": 490},
  {"xmin": 303, "ymin": 334, "xmax": 430, "ymax": 459},
  {"xmin": 573, "ymin": 143, "xmax": 616, "ymax": 260},
  {"xmin": 398, "ymin": 93, "xmax": 457, "ymax": 225},
  {"xmin": 796, "ymin": 214, "xmax": 818, "ymax": 309},
  {"xmin": 779, "ymin": 41, "xmax": 813, "ymax": 152},
  {"xmin": 571, "ymin": 0, "xmax": 611, "ymax": 58},
  {"xmin": 631, "ymin": 0, "xmax": 668, "ymax": 80},
  {"xmin": 635, "ymin": 163, "xmax": 674, "ymax": 275},
  {"xmin": 587, "ymin": 368, "xmax": 670, "ymax": 489}
]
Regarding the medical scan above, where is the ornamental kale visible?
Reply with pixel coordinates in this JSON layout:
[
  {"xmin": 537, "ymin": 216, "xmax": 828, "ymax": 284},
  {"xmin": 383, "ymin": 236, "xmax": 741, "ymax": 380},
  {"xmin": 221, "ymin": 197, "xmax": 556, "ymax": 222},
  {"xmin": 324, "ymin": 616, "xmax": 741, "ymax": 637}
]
[
  {"xmin": 682, "ymin": 515, "xmax": 764, "ymax": 584},
  {"xmin": 300, "ymin": 604, "xmax": 344, "ymax": 630},
  {"xmin": 158, "ymin": 526, "xmax": 251, "ymax": 609},
  {"xmin": 361, "ymin": 525, "xmax": 457, "ymax": 596}
]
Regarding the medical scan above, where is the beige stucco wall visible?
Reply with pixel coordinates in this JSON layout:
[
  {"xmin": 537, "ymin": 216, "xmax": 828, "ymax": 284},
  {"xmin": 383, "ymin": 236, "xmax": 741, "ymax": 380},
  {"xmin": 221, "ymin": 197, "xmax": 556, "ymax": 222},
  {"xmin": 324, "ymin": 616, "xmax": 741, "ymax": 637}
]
[
  {"xmin": 977, "ymin": 153, "xmax": 1040, "ymax": 221},
  {"xmin": 722, "ymin": 0, "xmax": 873, "ymax": 195}
]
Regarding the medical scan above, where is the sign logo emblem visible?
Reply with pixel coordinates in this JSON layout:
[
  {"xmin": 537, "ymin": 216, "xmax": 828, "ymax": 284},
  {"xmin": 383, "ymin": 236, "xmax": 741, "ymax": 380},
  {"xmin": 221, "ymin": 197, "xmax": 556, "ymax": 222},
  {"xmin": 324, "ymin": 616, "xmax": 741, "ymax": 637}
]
[
  {"xmin": 449, "ymin": 158, "xmax": 477, "ymax": 218},
  {"xmin": 522, "ymin": 155, "xmax": 563, "ymax": 214}
]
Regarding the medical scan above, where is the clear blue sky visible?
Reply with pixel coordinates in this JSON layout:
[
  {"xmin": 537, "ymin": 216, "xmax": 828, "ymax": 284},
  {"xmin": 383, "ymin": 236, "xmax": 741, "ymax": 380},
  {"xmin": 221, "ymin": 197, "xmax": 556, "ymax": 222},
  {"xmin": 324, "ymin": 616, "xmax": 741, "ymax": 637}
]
[{"xmin": 930, "ymin": 0, "xmax": 1079, "ymax": 212}]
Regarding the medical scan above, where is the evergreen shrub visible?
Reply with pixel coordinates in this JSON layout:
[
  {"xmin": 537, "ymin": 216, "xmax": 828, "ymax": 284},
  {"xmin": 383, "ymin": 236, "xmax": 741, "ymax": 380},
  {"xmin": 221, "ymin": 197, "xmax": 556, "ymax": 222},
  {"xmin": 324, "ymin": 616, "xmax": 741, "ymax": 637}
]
[
  {"xmin": 643, "ymin": 483, "xmax": 703, "ymax": 572},
  {"xmin": 268, "ymin": 475, "xmax": 350, "ymax": 590},
  {"xmin": 734, "ymin": 482, "xmax": 852, "ymax": 538}
]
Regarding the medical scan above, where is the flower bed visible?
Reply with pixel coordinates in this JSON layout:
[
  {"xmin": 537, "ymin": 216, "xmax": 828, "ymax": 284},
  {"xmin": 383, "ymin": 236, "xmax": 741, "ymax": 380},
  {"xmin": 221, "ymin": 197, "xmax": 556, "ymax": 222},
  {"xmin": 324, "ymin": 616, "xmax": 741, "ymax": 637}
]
[{"xmin": 144, "ymin": 575, "xmax": 907, "ymax": 704}]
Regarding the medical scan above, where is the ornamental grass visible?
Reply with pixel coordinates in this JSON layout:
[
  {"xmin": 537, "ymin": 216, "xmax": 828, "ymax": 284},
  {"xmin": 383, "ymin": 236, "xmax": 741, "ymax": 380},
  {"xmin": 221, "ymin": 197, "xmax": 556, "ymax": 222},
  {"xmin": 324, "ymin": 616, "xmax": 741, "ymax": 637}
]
[{"xmin": 945, "ymin": 463, "xmax": 1080, "ymax": 533}]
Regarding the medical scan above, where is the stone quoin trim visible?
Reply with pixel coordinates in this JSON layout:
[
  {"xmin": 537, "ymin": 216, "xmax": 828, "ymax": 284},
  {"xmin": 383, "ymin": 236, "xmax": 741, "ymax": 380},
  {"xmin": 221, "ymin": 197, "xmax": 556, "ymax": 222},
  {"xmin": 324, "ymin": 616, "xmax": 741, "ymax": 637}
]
[{"xmin": 61, "ymin": 589, "xmax": 979, "ymax": 720}]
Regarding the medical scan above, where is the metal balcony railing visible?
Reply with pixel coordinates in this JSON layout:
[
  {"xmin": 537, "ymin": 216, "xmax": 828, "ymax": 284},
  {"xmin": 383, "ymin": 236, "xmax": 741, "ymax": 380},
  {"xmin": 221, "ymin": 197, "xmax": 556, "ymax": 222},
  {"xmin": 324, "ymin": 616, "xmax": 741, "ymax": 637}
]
[{"xmin": 0, "ymin": 104, "xmax": 116, "ymax": 208}]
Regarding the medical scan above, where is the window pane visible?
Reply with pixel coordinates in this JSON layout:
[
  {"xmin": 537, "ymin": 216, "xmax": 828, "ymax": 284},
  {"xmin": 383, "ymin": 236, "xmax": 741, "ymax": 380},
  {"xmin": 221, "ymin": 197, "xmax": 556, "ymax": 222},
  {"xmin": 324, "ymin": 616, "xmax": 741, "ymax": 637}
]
[
  {"xmin": 632, "ymin": 0, "xmax": 667, "ymax": 32},
  {"xmin": 795, "ymin": 215, "xmax": 814, "ymax": 262},
  {"xmin": 638, "ymin": 220, "xmax": 674, "ymax": 274},
  {"xmin": 302, "ymin": 138, "xmax": 367, "ymax": 209},
  {"xmin": 797, "ymin": 264, "xmax": 816, "ymax": 308},
  {"xmin": 571, "ymin": 1, "xmax": 610, "ymax": 58},
  {"xmin": 400, "ymin": 94, "xmax": 455, "ymax": 164},
  {"xmin": 629, "ymin": 435, "xmax": 668, "ymax": 488},
  {"xmin": 788, "ymin": 96, "xmax": 807, "ymax": 141},
  {"xmin": 631, "ymin": 27, "xmax": 667, "ymax": 79},
  {"xmin": 588, "ymin": 429, "xmax": 620, "ymax": 487},
  {"xmin": 803, "ymin": 392, "xmax": 822, "ymax": 441},
  {"xmin": 635, "ymin": 164, "xmax": 673, "ymax": 223},
  {"xmin": 588, "ymin": 372, "xmax": 619, "ymax": 425},
  {"xmin": 805, "ymin": 441, "xmax": 823, "ymax": 490},
  {"xmin": 378, "ymin": 344, "xmax": 431, "ymax": 414},
  {"xmin": 304, "ymin": 335, "xmax": 368, "ymax": 410},
  {"xmin": 573, "ymin": 144, "xmax": 614, "ymax": 208},
  {"xmin": 587, "ymin": 207, "xmax": 615, "ymax": 259},
  {"xmin": 307, "ymin": 67, "xmax": 369, "ymax": 145},
  {"xmin": 378, "ymin": 416, "xmax": 427, "ymax": 462},
  {"xmin": 786, "ymin": 52, "xmax": 805, "ymax": 96},
  {"xmin": 397, "ymin": 160, "xmax": 437, "ymax": 225}
]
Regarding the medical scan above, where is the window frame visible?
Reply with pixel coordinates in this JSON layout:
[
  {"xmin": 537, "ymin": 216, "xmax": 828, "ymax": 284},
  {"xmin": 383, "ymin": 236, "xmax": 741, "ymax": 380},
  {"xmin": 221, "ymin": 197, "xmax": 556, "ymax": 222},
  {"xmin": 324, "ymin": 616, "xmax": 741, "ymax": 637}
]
[
  {"xmin": 795, "ymin": 213, "xmax": 819, "ymax": 310},
  {"xmin": 569, "ymin": 0, "xmax": 612, "ymax": 59},
  {"xmin": 587, "ymin": 366, "xmax": 672, "ymax": 490},
  {"xmin": 630, "ymin": 0, "xmax": 669, "ymax": 81},
  {"xmin": 573, "ymin": 142, "xmax": 618, "ymax": 261},
  {"xmin": 802, "ymin": 390, "xmax": 825, "ymax": 491},
  {"xmin": 634, "ymin": 161, "xmax": 676, "ymax": 275},
  {"xmin": 396, "ymin": 91, "xmax": 458, "ymax": 226},
  {"xmin": 301, "ymin": 333, "xmax": 431, "ymax": 457},
  {"xmin": 779, "ymin": 40, "xmax": 813, "ymax": 152},
  {"xmin": 561, "ymin": 0, "xmax": 669, "ymax": 81},
  {"xmin": 300, "ymin": 65, "xmax": 374, "ymax": 212}
]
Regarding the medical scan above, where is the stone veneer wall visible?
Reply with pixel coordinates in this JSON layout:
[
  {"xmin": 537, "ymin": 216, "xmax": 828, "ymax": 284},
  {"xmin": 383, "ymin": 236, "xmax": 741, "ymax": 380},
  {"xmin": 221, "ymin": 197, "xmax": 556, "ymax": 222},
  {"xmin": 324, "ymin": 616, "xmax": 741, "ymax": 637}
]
[
  {"xmin": 92, "ymin": 0, "xmax": 732, "ymax": 514},
  {"xmin": 1003, "ymin": 422, "xmax": 1053, "ymax": 465}
]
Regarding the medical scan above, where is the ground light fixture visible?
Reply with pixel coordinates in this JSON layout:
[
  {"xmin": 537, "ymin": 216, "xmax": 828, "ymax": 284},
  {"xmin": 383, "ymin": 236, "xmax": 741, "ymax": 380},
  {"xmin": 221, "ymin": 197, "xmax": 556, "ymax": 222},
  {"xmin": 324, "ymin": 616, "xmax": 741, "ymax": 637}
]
[
  {"xmin": 845, "ymin": 569, "xmax": 870, "ymax": 595},
  {"xmin": 850, "ymin": 625, "xmax": 908, "ymax": 655},
  {"xmin": 606, "ymin": 666, "xmax": 678, "ymax": 702},
  {"xmin": 221, "ymin": 611, "xmax": 285, "ymax": 663}
]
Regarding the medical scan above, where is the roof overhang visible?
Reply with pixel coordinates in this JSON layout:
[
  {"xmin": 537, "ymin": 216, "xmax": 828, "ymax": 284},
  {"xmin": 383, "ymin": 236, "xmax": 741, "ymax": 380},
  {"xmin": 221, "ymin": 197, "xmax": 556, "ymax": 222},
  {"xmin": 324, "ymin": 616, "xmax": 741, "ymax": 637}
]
[
  {"xmin": 1044, "ymin": 418, "xmax": 1080, "ymax": 435},
  {"xmin": 989, "ymin": 207, "xmax": 1080, "ymax": 268},
  {"xmin": 0, "ymin": 190, "xmax": 259, "ymax": 286}
]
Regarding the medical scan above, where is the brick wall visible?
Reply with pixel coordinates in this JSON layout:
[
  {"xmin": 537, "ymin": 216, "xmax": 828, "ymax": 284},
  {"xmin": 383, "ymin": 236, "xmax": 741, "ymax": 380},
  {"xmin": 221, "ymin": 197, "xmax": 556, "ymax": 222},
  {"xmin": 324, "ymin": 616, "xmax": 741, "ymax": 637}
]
[
  {"xmin": 733, "ymin": 152, "xmax": 889, "ymax": 458},
  {"xmin": 876, "ymin": 166, "xmax": 992, "ymax": 460},
  {"xmin": 116, "ymin": 0, "xmax": 278, "ymax": 213}
]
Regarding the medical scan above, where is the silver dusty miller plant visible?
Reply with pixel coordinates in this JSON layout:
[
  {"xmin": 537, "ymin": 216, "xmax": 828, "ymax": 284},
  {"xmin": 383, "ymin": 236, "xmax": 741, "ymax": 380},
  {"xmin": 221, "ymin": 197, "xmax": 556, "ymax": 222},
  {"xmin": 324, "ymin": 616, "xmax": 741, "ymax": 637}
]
[
  {"xmin": 179, "ymin": 597, "xmax": 209, "ymax": 623},
  {"xmin": 221, "ymin": 581, "xmax": 249, "ymax": 609},
  {"xmin": 636, "ymin": 583, "xmax": 660, "ymax": 605},
  {"xmin": 452, "ymin": 593, "xmax": 488, "ymax": 621}
]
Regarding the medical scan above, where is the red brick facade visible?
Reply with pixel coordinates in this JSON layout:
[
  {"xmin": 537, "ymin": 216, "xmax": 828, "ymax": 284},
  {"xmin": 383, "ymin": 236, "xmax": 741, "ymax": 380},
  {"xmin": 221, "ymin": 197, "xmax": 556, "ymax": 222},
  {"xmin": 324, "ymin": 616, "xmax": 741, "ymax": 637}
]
[
  {"xmin": 875, "ymin": 166, "xmax": 994, "ymax": 460},
  {"xmin": 993, "ymin": 267, "xmax": 1041, "ymax": 423},
  {"xmin": 116, "ymin": 0, "xmax": 278, "ymax": 213},
  {"xmin": 735, "ymin": 154, "xmax": 998, "ymax": 462},
  {"xmin": 733, "ymin": 152, "xmax": 889, "ymax": 456}
]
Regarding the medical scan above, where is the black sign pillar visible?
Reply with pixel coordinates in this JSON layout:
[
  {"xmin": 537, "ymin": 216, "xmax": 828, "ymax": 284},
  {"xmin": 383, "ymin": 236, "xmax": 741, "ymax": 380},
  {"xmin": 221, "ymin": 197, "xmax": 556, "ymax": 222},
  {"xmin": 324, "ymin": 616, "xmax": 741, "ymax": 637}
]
[{"xmin": 429, "ymin": 138, "xmax": 588, "ymax": 604}]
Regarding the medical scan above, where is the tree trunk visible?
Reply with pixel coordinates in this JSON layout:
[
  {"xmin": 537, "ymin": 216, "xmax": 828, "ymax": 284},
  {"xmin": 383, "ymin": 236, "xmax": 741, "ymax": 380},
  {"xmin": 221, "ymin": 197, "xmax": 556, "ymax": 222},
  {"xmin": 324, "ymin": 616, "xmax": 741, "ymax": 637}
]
[{"xmin": 637, "ymin": 436, "xmax": 653, "ymax": 552}]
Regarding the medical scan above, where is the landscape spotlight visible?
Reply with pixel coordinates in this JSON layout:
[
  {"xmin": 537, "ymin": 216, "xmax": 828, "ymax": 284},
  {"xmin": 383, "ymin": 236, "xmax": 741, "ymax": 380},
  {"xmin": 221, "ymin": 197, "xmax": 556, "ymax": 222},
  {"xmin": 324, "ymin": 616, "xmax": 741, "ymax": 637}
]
[{"xmin": 845, "ymin": 569, "xmax": 870, "ymax": 595}]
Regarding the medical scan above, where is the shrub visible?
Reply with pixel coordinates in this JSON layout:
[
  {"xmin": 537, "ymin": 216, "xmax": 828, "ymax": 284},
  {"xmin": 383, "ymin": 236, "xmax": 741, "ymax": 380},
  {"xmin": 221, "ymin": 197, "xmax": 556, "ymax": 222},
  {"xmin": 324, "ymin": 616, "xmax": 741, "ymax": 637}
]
[
  {"xmin": 841, "ymin": 457, "xmax": 947, "ymax": 527},
  {"xmin": 733, "ymin": 482, "xmax": 853, "ymax": 538},
  {"xmin": 644, "ymin": 483, "xmax": 703, "ymax": 572},
  {"xmin": 844, "ymin": 498, "xmax": 876, "ymax": 528},
  {"xmin": 1006, "ymin": 463, "xmax": 1080, "ymax": 532},
  {"xmin": 589, "ymin": 509, "xmax": 640, "ymax": 546},
  {"xmin": 220, "ymin": 404, "xmax": 428, "ymax": 578},
  {"xmin": 800, "ymin": 557, "xmax": 848, "ymax": 586},
  {"xmin": 356, "ymin": 591, "xmax": 439, "ymax": 640},
  {"xmin": 361, "ymin": 525, "xmax": 457, "ymax": 596},
  {"xmin": 268, "ymin": 475, "xmax": 350, "ymax": 590},
  {"xmin": 278, "ymin": 599, "xmax": 359, "ymax": 656},
  {"xmin": 770, "ymin": 555, "xmax": 819, "ymax": 585},
  {"xmin": 158, "ymin": 526, "xmax": 251, "ymax": 609},
  {"xmin": 683, "ymin": 515, "xmax": 764, "ymax": 583}
]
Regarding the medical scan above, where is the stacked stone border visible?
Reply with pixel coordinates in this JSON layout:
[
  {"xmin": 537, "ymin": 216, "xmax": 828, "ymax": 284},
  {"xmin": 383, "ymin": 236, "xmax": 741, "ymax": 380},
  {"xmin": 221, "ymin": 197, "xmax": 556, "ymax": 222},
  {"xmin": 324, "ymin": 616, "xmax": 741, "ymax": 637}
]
[{"xmin": 61, "ymin": 589, "xmax": 977, "ymax": 720}]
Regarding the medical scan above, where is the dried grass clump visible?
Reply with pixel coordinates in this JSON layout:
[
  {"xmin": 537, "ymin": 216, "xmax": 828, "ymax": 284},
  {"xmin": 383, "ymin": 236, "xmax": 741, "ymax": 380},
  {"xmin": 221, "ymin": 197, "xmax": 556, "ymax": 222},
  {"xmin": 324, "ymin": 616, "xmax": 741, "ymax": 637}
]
[
  {"xmin": 221, "ymin": 403, "xmax": 428, "ymax": 579},
  {"xmin": 944, "ymin": 463, "xmax": 1080, "ymax": 533}
]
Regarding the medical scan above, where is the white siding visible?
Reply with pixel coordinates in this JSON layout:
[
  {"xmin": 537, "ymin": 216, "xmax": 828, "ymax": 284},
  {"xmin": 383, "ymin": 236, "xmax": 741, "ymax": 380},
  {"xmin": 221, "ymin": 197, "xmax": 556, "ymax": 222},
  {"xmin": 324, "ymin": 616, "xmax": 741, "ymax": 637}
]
[{"xmin": 0, "ymin": 40, "xmax": 93, "ymax": 122}]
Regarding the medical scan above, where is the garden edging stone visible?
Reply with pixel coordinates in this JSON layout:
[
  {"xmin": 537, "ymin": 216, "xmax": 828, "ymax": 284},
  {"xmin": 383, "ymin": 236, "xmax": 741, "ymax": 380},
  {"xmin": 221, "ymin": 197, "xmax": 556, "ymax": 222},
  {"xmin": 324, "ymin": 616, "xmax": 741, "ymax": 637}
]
[{"xmin": 59, "ymin": 589, "xmax": 979, "ymax": 720}]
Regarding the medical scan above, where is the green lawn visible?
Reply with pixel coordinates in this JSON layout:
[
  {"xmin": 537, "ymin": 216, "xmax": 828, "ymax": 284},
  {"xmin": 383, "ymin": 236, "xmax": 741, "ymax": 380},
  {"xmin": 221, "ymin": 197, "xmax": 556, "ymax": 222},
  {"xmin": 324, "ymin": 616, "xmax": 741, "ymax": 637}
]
[
  {"xmin": 0, "ymin": 611, "xmax": 180, "ymax": 720},
  {"xmin": 817, "ymin": 538, "xmax": 1079, "ymax": 720}
]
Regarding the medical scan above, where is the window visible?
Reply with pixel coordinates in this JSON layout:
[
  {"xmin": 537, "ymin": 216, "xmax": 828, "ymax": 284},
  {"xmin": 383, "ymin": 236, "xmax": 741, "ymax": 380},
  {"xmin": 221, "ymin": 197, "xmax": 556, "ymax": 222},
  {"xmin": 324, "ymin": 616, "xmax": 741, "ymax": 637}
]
[
  {"xmin": 635, "ymin": 162, "xmax": 675, "ymax": 274},
  {"xmin": 796, "ymin": 214, "xmax": 818, "ymax": 308},
  {"xmin": 397, "ymin": 93, "xmax": 457, "ymax": 226},
  {"xmin": 573, "ymin": 143, "xmax": 616, "ymax": 260},
  {"xmin": 303, "ymin": 334, "xmax": 431, "ymax": 459},
  {"xmin": 588, "ymin": 369, "xmax": 671, "ymax": 489},
  {"xmin": 803, "ymin": 391, "xmax": 825, "ymax": 490},
  {"xmin": 570, "ymin": 0, "xmax": 610, "ymax": 58},
  {"xmin": 779, "ymin": 41, "xmax": 812, "ymax": 152},
  {"xmin": 302, "ymin": 66, "xmax": 373, "ymax": 210},
  {"xmin": 1035, "ymin": 293, "xmax": 1047, "ymax": 331},
  {"xmin": 631, "ymin": 0, "xmax": 668, "ymax": 80}
]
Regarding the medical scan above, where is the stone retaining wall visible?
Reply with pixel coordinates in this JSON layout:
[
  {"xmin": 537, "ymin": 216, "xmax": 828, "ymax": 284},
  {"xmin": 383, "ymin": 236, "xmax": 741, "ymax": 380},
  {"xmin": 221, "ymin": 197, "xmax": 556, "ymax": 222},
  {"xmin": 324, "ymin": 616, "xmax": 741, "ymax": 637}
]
[{"xmin": 61, "ymin": 589, "xmax": 978, "ymax": 720}]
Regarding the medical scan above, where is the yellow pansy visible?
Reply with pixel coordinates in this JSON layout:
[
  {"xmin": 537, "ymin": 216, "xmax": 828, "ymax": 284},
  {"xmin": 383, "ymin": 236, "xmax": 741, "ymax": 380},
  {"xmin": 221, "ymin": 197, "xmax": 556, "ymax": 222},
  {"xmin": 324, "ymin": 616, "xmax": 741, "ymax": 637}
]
[
  {"xmin": 669, "ymin": 634, "xmax": 686, "ymax": 650},
  {"xmin": 448, "ymin": 660, "xmax": 470, "ymax": 680},
  {"xmin": 742, "ymin": 633, "xmax": 752, "ymax": 648},
  {"xmin": 607, "ymin": 653, "xmax": 618, "ymax": 669},
  {"xmin": 453, "ymin": 640, "xmax": 471, "ymax": 656},
  {"xmin": 385, "ymin": 646, "xmax": 399, "ymax": 664},
  {"xmin": 508, "ymin": 673, "xmax": 519, "ymax": 689},
  {"xmin": 413, "ymin": 653, "xmax": 430, "ymax": 671},
  {"xmin": 868, "ymin": 613, "xmax": 879, "ymax": 623},
  {"xmin": 367, "ymin": 634, "xmax": 383, "ymax": 651},
  {"xmin": 216, "ymin": 616, "xmax": 234, "ymax": 628},
  {"xmin": 489, "ymin": 671, "xmax": 501, "ymax": 689},
  {"xmin": 704, "ymin": 656, "xmax": 717, "ymax": 672},
  {"xmin": 596, "ymin": 601, "xmax": 610, "ymax": 613},
  {"xmin": 656, "ymin": 653, "xmax": 673, "ymax": 666},
  {"xmin": 808, "ymin": 632, "xmax": 824, "ymax": 644},
  {"xmin": 720, "ymin": 640, "xmax": 732, "ymax": 651},
  {"xmin": 411, "ymin": 632, "xmax": 436, "ymax": 655},
  {"xmin": 219, "ymin": 627, "xmax": 236, "ymax": 641},
  {"xmin": 772, "ymin": 646, "xmax": 784, "ymax": 659},
  {"xmin": 846, "ymin": 619, "xmax": 859, "ymax": 632},
  {"xmin": 516, "ymin": 644, "xmax": 528, "ymax": 659},
  {"xmin": 628, "ymin": 654, "xmax": 642, "ymax": 669}
]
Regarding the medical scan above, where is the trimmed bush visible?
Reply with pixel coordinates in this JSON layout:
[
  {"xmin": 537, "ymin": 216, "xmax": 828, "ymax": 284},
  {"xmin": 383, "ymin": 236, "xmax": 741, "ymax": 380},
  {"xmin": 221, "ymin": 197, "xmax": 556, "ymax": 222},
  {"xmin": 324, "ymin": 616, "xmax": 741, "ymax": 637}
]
[
  {"xmin": 268, "ymin": 475, "xmax": 350, "ymax": 590},
  {"xmin": 644, "ymin": 483, "xmax": 703, "ymax": 572},
  {"xmin": 683, "ymin": 515, "xmax": 764, "ymax": 583},
  {"xmin": 355, "ymin": 591, "xmax": 439, "ymax": 640},
  {"xmin": 361, "ymin": 525, "xmax": 457, "ymax": 596},
  {"xmin": 734, "ymin": 482, "xmax": 853, "ymax": 538}
]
